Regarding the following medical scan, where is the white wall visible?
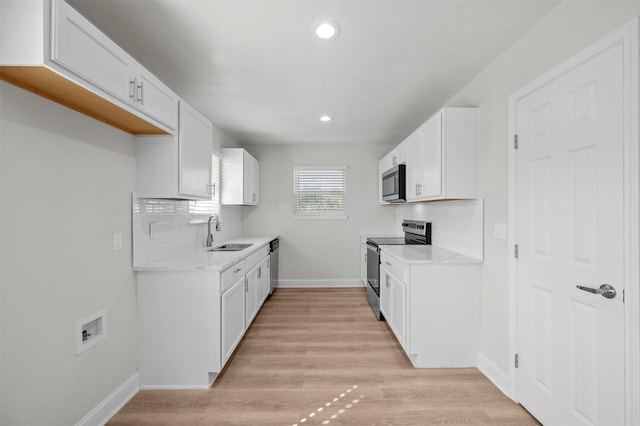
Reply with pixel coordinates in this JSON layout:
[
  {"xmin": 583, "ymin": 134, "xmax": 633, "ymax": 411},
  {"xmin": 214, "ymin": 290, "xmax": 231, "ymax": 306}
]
[
  {"xmin": 241, "ymin": 143, "xmax": 397, "ymax": 284},
  {"xmin": 442, "ymin": 1, "xmax": 640, "ymax": 375},
  {"xmin": 0, "ymin": 82, "xmax": 137, "ymax": 425}
]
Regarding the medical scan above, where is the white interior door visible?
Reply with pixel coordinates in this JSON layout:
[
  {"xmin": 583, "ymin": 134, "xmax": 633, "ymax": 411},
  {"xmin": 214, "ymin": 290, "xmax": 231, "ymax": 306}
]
[{"xmin": 515, "ymin": 42, "xmax": 625, "ymax": 425}]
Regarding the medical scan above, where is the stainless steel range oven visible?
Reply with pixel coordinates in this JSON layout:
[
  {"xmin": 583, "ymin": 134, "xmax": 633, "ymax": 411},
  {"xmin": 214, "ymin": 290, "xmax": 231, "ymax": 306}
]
[{"xmin": 366, "ymin": 219, "xmax": 431, "ymax": 320}]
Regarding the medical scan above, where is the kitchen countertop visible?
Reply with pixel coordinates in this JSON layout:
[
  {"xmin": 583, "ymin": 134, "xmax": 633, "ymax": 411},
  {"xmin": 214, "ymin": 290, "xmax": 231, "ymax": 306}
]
[
  {"xmin": 134, "ymin": 236, "xmax": 277, "ymax": 272},
  {"xmin": 381, "ymin": 244, "xmax": 482, "ymax": 265}
]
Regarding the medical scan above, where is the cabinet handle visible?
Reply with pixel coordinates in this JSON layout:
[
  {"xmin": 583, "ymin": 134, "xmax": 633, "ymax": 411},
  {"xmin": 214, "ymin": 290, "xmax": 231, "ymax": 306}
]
[
  {"xmin": 234, "ymin": 268, "xmax": 242, "ymax": 274},
  {"xmin": 136, "ymin": 81, "xmax": 144, "ymax": 105},
  {"xmin": 258, "ymin": 267, "xmax": 261, "ymax": 279},
  {"xmin": 129, "ymin": 79, "xmax": 136, "ymax": 100},
  {"xmin": 245, "ymin": 278, "xmax": 248, "ymax": 292},
  {"xmin": 210, "ymin": 183, "xmax": 216, "ymax": 197},
  {"xmin": 386, "ymin": 276, "xmax": 391, "ymax": 288},
  {"xmin": 385, "ymin": 261, "xmax": 392, "ymax": 267}
]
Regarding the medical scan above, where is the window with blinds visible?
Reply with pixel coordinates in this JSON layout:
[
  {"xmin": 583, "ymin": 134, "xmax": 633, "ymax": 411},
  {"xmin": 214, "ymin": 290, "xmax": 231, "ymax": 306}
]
[
  {"xmin": 294, "ymin": 166, "xmax": 347, "ymax": 218},
  {"xmin": 189, "ymin": 153, "xmax": 221, "ymax": 217}
]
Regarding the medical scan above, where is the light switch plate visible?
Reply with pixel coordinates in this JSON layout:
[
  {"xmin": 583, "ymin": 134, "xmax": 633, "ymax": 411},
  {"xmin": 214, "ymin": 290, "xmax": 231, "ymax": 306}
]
[
  {"xmin": 113, "ymin": 233, "xmax": 123, "ymax": 251},
  {"xmin": 494, "ymin": 223, "xmax": 507, "ymax": 240}
]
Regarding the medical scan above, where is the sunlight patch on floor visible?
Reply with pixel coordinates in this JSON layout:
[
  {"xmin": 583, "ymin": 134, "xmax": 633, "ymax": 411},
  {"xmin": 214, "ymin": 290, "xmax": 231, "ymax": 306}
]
[{"xmin": 292, "ymin": 385, "xmax": 363, "ymax": 425}]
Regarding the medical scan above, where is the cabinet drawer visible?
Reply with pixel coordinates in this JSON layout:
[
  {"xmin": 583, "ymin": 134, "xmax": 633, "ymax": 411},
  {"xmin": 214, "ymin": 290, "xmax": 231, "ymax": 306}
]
[
  {"xmin": 246, "ymin": 245, "xmax": 269, "ymax": 271},
  {"xmin": 380, "ymin": 252, "xmax": 406, "ymax": 282},
  {"xmin": 222, "ymin": 260, "xmax": 245, "ymax": 292}
]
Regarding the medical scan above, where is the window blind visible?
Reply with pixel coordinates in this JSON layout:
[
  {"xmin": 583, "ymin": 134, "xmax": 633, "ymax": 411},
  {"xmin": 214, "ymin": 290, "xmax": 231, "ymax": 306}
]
[
  {"xmin": 294, "ymin": 166, "xmax": 347, "ymax": 217},
  {"xmin": 189, "ymin": 153, "xmax": 221, "ymax": 217}
]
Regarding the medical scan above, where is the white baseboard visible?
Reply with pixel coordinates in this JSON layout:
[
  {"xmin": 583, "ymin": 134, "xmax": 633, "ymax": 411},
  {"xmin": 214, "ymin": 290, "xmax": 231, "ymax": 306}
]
[
  {"xmin": 477, "ymin": 352, "xmax": 513, "ymax": 401},
  {"xmin": 75, "ymin": 372, "xmax": 139, "ymax": 426},
  {"xmin": 139, "ymin": 384, "xmax": 210, "ymax": 390},
  {"xmin": 277, "ymin": 279, "xmax": 365, "ymax": 288}
]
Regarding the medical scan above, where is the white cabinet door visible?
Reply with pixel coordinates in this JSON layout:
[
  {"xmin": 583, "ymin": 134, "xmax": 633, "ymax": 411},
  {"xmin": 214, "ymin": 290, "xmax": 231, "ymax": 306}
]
[
  {"xmin": 260, "ymin": 257, "xmax": 270, "ymax": 304},
  {"xmin": 380, "ymin": 141, "xmax": 407, "ymax": 172},
  {"xmin": 135, "ymin": 100, "xmax": 212, "ymax": 199},
  {"xmin": 52, "ymin": 0, "xmax": 132, "ymax": 104},
  {"xmin": 419, "ymin": 112, "xmax": 443, "ymax": 198},
  {"xmin": 179, "ymin": 102, "xmax": 213, "ymax": 199},
  {"xmin": 380, "ymin": 266, "xmax": 406, "ymax": 347},
  {"xmin": 51, "ymin": 0, "xmax": 178, "ymax": 133},
  {"xmin": 391, "ymin": 274, "xmax": 406, "ymax": 348},
  {"xmin": 243, "ymin": 153, "xmax": 260, "ymax": 205},
  {"xmin": 404, "ymin": 107, "xmax": 477, "ymax": 201},
  {"xmin": 405, "ymin": 128, "xmax": 423, "ymax": 201},
  {"xmin": 221, "ymin": 277, "xmax": 246, "ymax": 365},
  {"xmin": 221, "ymin": 148, "xmax": 260, "ymax": 206},
  {"xmin": 131, "ymin": 66, "xmax": 179, "ymax": 131},
  {"xmin": 245, "ymin": 264, "xmax": 260, "ymax": 325}
]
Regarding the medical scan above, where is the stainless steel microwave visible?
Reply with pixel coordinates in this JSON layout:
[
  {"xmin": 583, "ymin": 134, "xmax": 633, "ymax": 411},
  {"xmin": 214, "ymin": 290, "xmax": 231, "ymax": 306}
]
[{"xmin": 381, "ymin": 164, "xmax": 406, "ymax": 202}]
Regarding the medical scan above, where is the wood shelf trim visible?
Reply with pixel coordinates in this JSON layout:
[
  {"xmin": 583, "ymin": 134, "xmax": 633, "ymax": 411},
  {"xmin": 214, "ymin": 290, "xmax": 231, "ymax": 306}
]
[{"xmin": 0, "ymin": 66, "xmax": 168, "ymax": 135}]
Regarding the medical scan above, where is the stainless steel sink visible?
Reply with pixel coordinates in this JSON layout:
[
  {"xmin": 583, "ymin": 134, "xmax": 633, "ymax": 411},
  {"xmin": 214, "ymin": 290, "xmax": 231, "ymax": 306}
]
[{"xmin": 206, "ymin": 243, "xmax": 253, "ymax": 252}]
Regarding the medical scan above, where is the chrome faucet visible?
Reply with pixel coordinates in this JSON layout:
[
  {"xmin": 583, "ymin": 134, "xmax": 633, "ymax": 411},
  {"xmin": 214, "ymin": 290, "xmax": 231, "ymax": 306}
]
[{"xmin": 206, "ymin": 214, "xmax": 221, "ymax": 247}]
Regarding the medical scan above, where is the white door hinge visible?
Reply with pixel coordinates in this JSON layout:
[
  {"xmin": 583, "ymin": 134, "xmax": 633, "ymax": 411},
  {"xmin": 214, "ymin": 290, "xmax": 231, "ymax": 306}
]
[
  {"xmin": 515, "ymin": 353, "xmax": 519, "ymax": 368},
  {"xmin": 514, "ymin": 134, "xmax": 518, "ymax": 149},
  {"xmin": 514, "ymin": 244, "xmax": 519, "ymax": 259}
]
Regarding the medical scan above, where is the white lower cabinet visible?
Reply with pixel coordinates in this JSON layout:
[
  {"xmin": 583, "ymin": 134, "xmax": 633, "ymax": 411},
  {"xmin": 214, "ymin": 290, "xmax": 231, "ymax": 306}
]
[
  {"xmin": 380, "ymin": 265, "xmax": 407, "ymax": 348},
  {"xmin": 221, "ymin": 276, "xmax": 246, "ymax": 365},
  {"xmin": 137, "ymin": 242, "xmax": 271, "ymax": 389},
  {"xmin": 245, "ymin": 248, "xmax": 270, "ymax": 325},
  {"xmin": 379, "ymin": 251, "xmax": 480, "ymax": 368},
  {"xmin": 245, "ymin": 264, "xmax": 260, "ymax": 325}
]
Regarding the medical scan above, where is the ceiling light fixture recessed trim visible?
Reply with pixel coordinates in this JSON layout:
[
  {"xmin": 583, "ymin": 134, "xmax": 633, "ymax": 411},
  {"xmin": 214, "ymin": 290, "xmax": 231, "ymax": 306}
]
[
  {"xmin": 320, "ymin": 115, "xmax": 332, "ymax": 122},
  {"xmin": 313, "ymin": 20, "xmax": 340, "ymax": 40}
]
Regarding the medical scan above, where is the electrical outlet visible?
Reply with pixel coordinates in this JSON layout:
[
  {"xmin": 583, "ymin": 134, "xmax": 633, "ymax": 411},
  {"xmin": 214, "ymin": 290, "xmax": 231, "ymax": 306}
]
[
  {"xmin": 113, "ymin": 233, "xmax": 123, "ymax": 251},
  {"xmin": 494, "ymin": 223, "xmax": 507, "ymax": 240}
]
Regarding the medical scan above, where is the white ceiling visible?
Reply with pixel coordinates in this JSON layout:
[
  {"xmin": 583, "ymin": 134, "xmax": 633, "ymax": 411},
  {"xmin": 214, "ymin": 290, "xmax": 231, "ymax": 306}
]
[{"xmin": 68, "ymin": 0, "xmax": 560, "ymax": 146}]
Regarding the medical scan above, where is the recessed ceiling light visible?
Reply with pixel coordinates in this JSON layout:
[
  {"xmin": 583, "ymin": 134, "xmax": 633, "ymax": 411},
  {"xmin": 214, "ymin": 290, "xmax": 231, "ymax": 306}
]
[
  {"xmin": 313, "ymin": 20, "xmax": 340, "ymax": 40},
  {"xmin": 320, "ymin": 115, "xmax": 332, "ymax": 122}
]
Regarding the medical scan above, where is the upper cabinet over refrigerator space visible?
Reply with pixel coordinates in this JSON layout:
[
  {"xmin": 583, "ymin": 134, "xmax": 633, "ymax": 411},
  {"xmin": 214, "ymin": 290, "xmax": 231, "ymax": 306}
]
[{"xmin": 0, "ymin": 0, "xmax": 178, "ymax": 135}]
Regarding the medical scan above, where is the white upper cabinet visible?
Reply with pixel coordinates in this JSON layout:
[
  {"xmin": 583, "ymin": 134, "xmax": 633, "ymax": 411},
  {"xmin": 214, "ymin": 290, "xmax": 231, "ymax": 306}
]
[
  {"xmin": 135, "ymin": 101, "xmax": 213, "ymax": 200},
  {"xmin": 379, "ymin": 140, "xmax": 407, "ymax": 172},
  {"xmin": 52, "ymin": 0, "xmax": 133, "ymax": 105},
  {"xmin": 130, "ymin": 65, "xmax": 179, "ymax": 131},
  {"xmin": 405, "ymin": 107, "xmax": 478, "ymax": 201},
  {"xmin": 178, "ymin": 103, "xmax": 214, "ymax": 198},
  {"xmin": 221, "ymin": 148, "xmax": 260, "ymax": 206},
  {"xmin": 1, "ymin": 0, "xmax": 177, "ymax": 135}
]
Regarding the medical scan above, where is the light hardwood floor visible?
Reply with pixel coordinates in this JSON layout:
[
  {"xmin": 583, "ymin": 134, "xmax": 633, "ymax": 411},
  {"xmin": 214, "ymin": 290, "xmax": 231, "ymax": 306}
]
[{"xmin": 109, "ymin": 288, "xmax": 538, "ymax": 425}]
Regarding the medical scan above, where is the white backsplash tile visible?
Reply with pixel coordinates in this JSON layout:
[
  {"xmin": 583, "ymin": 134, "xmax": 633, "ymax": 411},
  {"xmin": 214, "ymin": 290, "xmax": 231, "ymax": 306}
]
[
  {"xmin": 396, "ymin": 199, "xmax": 484, "ymax": 259},
  {"xmin": 132, "ymin": 195, "xmax": 242, "ymax": 267}
]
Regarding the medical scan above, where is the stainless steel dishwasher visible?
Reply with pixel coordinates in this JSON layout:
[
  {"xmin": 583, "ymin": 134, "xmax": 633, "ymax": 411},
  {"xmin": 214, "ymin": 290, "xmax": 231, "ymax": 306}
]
[{"xmin": 269, "ymin": 238, "xmax": 279, "ymax": 295}]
